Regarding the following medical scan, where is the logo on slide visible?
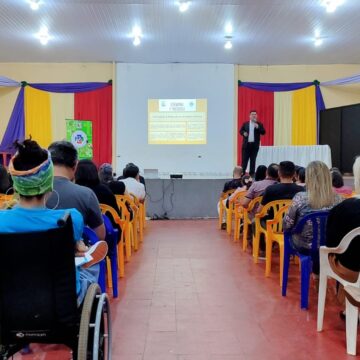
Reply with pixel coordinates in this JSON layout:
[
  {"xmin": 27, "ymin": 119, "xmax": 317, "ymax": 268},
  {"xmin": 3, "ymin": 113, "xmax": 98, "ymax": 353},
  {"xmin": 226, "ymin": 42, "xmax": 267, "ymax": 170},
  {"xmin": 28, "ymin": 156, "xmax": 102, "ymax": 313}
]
[{"xmin": 71, "ymin": 130, "xmax": 88, "ymax": 148}]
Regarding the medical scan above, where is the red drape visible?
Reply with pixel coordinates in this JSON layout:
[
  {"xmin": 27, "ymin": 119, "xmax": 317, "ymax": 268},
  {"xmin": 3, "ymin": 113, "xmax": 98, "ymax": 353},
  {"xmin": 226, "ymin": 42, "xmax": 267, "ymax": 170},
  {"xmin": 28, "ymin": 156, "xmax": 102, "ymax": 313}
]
[
  {"xmin": 237, "ymin": 87, "xmax": 274, "ymax": 165},
  {"xmin": 74, "ymin": 85, "xmax": 112, "ymax": 165}
]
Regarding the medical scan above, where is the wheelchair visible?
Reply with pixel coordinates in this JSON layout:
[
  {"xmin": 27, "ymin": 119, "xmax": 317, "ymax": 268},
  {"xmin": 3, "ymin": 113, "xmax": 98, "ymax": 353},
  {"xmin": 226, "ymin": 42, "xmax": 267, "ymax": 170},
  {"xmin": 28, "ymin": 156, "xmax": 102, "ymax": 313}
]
[{"xmin": 0, "ymin": 214, "xmax": 111, "ymax": 359}]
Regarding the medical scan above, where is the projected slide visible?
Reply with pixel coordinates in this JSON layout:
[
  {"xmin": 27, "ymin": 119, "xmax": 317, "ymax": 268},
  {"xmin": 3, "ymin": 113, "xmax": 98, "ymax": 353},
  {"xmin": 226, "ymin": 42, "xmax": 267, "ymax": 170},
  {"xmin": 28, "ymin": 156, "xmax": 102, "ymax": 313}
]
[{"xmin": 148, "ymin": 99, "xmax": 207, "ymax": 144}]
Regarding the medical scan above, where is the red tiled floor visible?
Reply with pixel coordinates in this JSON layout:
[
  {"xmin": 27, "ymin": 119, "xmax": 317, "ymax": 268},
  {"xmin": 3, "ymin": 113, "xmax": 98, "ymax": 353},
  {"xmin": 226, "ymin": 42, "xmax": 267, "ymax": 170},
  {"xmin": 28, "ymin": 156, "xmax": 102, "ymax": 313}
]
[{"xmin": 15, "ymin": 220, "xmax": 359, "ymax": 359}]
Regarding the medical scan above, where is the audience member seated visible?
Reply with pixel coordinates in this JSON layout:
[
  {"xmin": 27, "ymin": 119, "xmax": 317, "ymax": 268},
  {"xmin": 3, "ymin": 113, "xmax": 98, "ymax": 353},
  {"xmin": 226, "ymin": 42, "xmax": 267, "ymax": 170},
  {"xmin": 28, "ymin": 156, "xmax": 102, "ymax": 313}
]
[
  {"xmin": 259, "ymin": 161, "xmax": 303, "ymax": 214},
  {"xmin": 222, "ymin": 166, "xmax": 243, "ymax": 192},
  {"xmin": 326, "ymin": 157, "xmax": 360, "ymax": 283},
  {"xmin": 119, "ymin": 163, "xmax": 146, "ymax": 201},
  {"xmin": 241, "ymin": 174, "xmax": 253, "ymax": 190},
  {"xmin": 295, "ymin": 166, "xmax": 306, "ymax": 187},
  {"xmin": 99, "ymin": 163, "xmax": 126, "ymax": 195},
  {"xmin": 75, "ymin": 160, "xmax": 121, "ymax": 215},
  {"xmin": 238, "ymin": 163, "xmax": 279, "ymax": 212},
  {"xmin": 47, "ymin": 141, "xmax": 106, "ymax": 241},
  {"xmin": 254, "ymin": 165, "xmax": 267, "ymax": 181},
  {"xmin": 0, "ymin": 164, "xmax": 13, "ymax": 194},
  {"xmin": 0, "ymin": 139, "xmax": 107, "ymax": 305},
  {"xmin": 118, "ymin": 162, "xmax": 146, "ymax": 190},
  {"xmin": 283, "ymin": 161, "xmax": 342, "ymax": 275},
  {"xmin": 331, "ymin": 169, "xmax": 352, "ymax": 196}
]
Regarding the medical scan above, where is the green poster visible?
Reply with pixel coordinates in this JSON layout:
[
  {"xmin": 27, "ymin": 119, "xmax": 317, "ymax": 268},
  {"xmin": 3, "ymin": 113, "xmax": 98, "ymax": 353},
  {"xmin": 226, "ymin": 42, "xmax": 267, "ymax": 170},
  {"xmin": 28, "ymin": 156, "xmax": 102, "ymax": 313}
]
[{"xmin": 66, "ymin": 119, "xmax": 93, "ymax": 159}]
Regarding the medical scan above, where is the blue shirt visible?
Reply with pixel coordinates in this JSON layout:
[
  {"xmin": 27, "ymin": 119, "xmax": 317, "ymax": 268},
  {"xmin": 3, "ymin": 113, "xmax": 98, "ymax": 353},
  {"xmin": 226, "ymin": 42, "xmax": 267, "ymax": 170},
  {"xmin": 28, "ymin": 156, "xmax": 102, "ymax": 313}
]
[{"xmin": 0, "ymin": 206, "xmax": 84, "ymax": 293}]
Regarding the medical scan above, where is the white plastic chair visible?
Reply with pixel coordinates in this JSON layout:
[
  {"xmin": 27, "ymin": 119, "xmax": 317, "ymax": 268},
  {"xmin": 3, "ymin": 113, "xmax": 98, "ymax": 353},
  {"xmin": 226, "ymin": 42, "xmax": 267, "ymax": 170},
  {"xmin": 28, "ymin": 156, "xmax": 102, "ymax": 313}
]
[
  {"xmin": 317, "ymin": 227, "xmax": 360, "ymax": 333},
  {"xmin": 344, "ymin": 285, "xmax": 360, "ymax": 356}
]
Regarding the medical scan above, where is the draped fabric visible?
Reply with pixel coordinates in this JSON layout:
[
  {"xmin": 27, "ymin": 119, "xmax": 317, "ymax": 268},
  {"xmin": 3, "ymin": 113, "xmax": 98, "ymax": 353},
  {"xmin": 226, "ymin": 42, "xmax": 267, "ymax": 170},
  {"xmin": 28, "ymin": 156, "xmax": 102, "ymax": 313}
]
[
  {"xmin": 238, "ymin": 87, "xmax": 274, "ymax": 164},
  {"xmin": 322, "ymin": 73, "xmax": 360, "ymax": 86},
  {"xmin": 30, "ymin": 82, "xmax": 109, "ymax": 93},
  {"xmin": 274, "ymin": 92, "xmax": 292, "ymax": 146},
  {"xmin": 24, "ymin": 87, "xmax": 52, "ymax": 148},
  {"xmin": 240, "ymin": 81, "xmax": 313, "ymax": 92},
  {"xmin": 0, "ymin": 76, "xmax": 20, "ymax": 87},
  {"xmin": 51, "ymin": 93, "xmax": 74, "ymax": 141},
  {"xmin": 292, "ymin": 86, "xmax": 317, "ymax": 145},
  {"xmin": 74, "ymin": 85, "xmax": 112, "ymax": 165},
  {"xmin": 0, "ymin": 88, "xmax": 25, "ymax": 153}
]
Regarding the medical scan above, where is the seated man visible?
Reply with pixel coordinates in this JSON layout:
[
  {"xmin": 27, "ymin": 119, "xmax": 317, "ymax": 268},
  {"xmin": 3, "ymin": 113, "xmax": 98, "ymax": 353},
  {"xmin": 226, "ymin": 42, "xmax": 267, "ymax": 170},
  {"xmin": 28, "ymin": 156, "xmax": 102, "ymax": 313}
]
[
  {"xmin": 253, "ymin": 161, "xmax": 303, "ymax": 255},
  {"xmin": 0, "ymin": 139, "xmax": 107, "ymax": 305},
  {"xmin": 47, "ymin": 141, "xmax": 105, "ymax": 242},
  {"xmin": 222, "ymin": 166, "xmax": 243, "ymax": 193},
  {"xmin": 119, "ymin": 163, "xmax": 146, "ymax": 201}
]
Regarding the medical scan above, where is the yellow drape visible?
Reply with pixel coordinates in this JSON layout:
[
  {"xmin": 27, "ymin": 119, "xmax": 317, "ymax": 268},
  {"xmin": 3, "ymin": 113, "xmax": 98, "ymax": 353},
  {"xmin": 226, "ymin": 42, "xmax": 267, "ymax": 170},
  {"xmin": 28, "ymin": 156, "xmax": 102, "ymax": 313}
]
[
  {"xmin": 25, "ymin": 87, "xmax": 52, "ymax": 148},
  {"xmin": 274, "ymin": 91, "xmax": 292, "ymax": 146},
  {"xmin": 51, "ymin": 93, "xmax": 74, "ymax": 141},
  {"xmin": 291, "ymin": 86, "xmax": 317, "ymax": 145}
]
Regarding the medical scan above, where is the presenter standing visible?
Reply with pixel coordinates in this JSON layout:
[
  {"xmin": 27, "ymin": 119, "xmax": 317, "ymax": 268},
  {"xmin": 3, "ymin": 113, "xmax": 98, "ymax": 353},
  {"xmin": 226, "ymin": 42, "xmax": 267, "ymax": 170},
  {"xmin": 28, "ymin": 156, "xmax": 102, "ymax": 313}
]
[{"xmin": 240, "ymin": 110, "xmax": 266, "ymax": 176}]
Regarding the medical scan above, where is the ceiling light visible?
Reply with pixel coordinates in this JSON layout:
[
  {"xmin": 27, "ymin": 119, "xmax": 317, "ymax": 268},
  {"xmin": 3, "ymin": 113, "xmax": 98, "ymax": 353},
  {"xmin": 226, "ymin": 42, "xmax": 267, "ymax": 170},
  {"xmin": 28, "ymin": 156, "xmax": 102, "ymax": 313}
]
[
  {"xmin": 36, "ymin": 26, "xmax": 49, "ymax": 45},
  {"xmin": 314, "ymin": 38, "xmax": 323, "ymax": 47},
  {"xmin": 321, "ymin": 0, "xmax": 344, "ymax": 13},
  {"xmin": 225, "ymin": 23, "xmax": 233, "ymax": 35},
  {"xmin": 224, "ymin": 40, "xmax": 232, "ymax": 50},
  {"xmin": 131, "ymin": 26, "xmax": 142, "ymax": 46},
  {"xmin": 178, "ymin": 1, "xmax": 190, "ymax": 13},
  {"xmin": 133, "ymin": 37, "xmax": 141, "ymax": 46},
  {"xmin": 29, "ymin": 0, "xmax": 40, "ymax": 10}
]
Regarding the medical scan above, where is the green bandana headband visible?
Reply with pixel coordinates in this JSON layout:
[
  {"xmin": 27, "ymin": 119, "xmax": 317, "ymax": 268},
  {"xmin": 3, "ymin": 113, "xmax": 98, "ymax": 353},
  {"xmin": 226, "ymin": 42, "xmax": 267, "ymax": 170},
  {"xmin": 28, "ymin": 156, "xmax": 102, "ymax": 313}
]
[{"xmin": 9, "ymin": 152, "xmax": 54, "ymax": 196}]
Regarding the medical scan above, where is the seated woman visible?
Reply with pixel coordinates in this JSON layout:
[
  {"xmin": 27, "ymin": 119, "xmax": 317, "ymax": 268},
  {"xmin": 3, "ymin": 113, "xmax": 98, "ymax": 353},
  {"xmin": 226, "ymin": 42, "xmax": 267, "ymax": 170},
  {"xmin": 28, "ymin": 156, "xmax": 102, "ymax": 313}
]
[
  {"xmin": 0, "ymin": 139, "xmax": 107, "ymax": 305},
  {"xmin": 254, "ymin": 165, "xmax": 267, "ymax": 182},
  {"xmin": 295, "ymin": 167, "xmax": 306, "ymax": 187},
  {"xmin": 98, "ymin": 163, "xmax": 126, "ymax": 195},
  {"xmin": 283, "ymin": 161, "xmax": 342, "ymax": 274},
  {"xmin": 331, "ymin": 169, "xmax": 353, "ymax": 196},
  {"xmin": 326, "ymin": 157, "xmax": 360, "ymax": 283}
]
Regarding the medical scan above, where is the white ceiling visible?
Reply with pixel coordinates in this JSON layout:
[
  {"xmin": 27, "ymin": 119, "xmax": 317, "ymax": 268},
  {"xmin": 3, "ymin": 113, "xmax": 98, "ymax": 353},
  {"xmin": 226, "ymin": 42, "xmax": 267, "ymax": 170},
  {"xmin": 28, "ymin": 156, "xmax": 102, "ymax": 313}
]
[{"xmin": 0, "ymin": 0, "xmax": 360, "ymax": 64}]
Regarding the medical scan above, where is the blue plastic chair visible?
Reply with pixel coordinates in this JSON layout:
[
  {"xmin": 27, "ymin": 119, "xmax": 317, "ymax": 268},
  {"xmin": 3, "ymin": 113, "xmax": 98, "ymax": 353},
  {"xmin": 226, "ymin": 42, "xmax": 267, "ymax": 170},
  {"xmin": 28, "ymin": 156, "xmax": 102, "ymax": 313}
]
[
  {"xmin": 282, "ymin": 210, "xmax": 329, "ymax": 309},
  {"xmin": 83, "ymin": 227, "xmax": 106, "ymax": 293},
  {"xmin": 102, "ymin": 214, "xmax": 119, "ymax": 298}
]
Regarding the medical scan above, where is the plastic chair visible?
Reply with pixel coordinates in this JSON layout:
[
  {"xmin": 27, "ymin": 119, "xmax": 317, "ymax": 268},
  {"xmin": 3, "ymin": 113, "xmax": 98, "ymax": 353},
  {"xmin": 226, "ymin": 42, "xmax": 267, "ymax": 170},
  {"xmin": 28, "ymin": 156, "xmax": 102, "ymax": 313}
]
[
  {"xmin": 265, "ymin": 205, "xmax": 290, "ymax": 285},
  {"xmin": 129, "ymin": 192, "xmax": 144, "ymax": 242},
  {"xmin": 233, "ymin": 204, "xmax": 245, "ymax": 243},
  {"xmin": 218, "ymin": 189, "xmax": 235, "ymax": 229},
  {"xmin": 225, "ymin": 190, "xmax": 247, "ymax": 235},
  {"xmin": 102, "ymin": 214, "xmax": 119, "ymax": 298},
  {"xmin": 116, "ymin": 195, "xmax": 138, "ymax": 256},
  {"xmin": 253, "ymin": 199, "xmax": 292, "ymax": 263},
  {"xmin": 83, "ymin": 227, "xmax": 107, "ymax": 294},
  {"xmin": 344, "ymin": 285, "xmax": 360, "ymax": 355},
  {"xmin": 99, "ymin": 203, "xmax": 126, "ymax": 278},
  {"xmin": 241, "ymin": 196, "xmax": 262, "ymax": 251},
  {"xmin": 282, "ymin": 210, "xmax": 329, "ymax": 309},
  {"xmin": 317, "ymin": 227, "xmax": 360, "ymax": 332}
]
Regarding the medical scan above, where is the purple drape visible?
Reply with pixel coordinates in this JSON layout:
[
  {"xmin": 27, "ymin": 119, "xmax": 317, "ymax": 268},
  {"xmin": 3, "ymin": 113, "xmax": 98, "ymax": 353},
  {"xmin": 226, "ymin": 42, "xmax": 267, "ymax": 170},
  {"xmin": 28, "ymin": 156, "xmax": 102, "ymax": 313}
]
[
  {"xmin": 239, "ymin": 81, "xmax": 313, "ymax": 92},
  {"xmin": 30, "ymin": 82, "xmax": 109, "ymax": 93},
  {"xmin": 0, "ymin": 76, "xmax": 20, "ymax": 87},
  {"xmin": 321, "ymin": 73, "xmax": 360, "ymax": 86},
  {"xmin": 0, "ymin": 88, "xmax": 24, "ymax": 153}
]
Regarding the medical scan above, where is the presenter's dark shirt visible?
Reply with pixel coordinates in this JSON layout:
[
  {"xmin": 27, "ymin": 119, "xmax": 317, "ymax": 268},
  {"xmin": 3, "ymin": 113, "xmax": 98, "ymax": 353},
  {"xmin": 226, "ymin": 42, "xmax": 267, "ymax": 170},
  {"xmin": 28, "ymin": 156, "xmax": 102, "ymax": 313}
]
[{"xmin": 326, "ymin": 198, "xmax": 360, "ymax": 272}]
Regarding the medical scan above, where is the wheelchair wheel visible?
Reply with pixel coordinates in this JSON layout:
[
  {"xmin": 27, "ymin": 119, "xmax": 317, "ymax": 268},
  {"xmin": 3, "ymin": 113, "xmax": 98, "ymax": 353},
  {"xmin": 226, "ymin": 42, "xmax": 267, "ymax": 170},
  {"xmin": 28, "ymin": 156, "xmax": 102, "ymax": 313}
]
[{"xmin": 77, "ymin": 284, "xmax": 111, "ymax": 360}]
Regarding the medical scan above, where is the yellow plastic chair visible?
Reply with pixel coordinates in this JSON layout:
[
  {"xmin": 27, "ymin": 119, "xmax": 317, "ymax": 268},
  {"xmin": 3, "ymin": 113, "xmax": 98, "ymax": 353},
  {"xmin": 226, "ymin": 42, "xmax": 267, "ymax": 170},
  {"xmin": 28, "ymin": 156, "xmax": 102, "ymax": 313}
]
[
  {"xmin": 225, "ymin": 190, "xmax": 247, "ymax": 235},
  {"xmin": 241, "ymin": 196, "xmax": 262, "ymax": 251},
  {"xmin": 122, "ymin": 194, "xmax": 140, "ymax": 248},
  {"xmin": 218, "ymin": 189, "xmax": 235, "ymax": 229},
  {"xmin": 99, "ymin": 204, "xmax": 126, "ymax": 279},
  {"xmin": 265, "ymin": 205, "xmax": 290, "ymax": 285},
  {"xmin": 0, "ymin": 194, "xmax": 15, "ymax": 209},
  {"xmin": 253, "ymin": 199, "xmax": 292, "ymax": 263},
  {"xmin": 129, "ymin": 192, "xmax": 144, "ymax": 241},
  {"xmin": 115, "ymin": 195, "xmax": 138, "ymax": 257}
]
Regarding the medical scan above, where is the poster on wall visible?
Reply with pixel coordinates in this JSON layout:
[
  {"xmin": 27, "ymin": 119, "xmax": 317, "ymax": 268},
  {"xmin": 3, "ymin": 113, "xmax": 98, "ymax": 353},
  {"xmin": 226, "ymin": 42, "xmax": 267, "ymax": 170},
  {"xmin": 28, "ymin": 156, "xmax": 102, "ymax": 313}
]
[{"xmin": 66, "ymin": 119, "xmax": 93, "ymax": 160}]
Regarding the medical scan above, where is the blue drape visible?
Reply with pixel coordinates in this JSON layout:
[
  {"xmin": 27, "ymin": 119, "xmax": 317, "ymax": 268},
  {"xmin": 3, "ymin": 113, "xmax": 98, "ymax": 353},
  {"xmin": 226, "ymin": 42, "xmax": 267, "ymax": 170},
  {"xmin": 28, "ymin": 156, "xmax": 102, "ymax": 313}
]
[
  {"xmin": 0, "ymin": 76, "xmax": 20, "ymax": 87},
  {"xmin": 30, "ymin": 82, "xmax": 109, "ymax": 93},
  {"xmin": 0, "ymin": 88, "xmax": 25, "ymax": 153}
]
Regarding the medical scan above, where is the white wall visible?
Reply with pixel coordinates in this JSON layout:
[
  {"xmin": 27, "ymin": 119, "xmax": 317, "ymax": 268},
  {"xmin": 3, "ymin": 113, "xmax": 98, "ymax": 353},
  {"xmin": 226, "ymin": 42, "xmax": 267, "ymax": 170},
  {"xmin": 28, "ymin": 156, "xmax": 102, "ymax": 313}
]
[{"xmin": 116, "ymin": 63, "xmax": 235, "ymax": 178}]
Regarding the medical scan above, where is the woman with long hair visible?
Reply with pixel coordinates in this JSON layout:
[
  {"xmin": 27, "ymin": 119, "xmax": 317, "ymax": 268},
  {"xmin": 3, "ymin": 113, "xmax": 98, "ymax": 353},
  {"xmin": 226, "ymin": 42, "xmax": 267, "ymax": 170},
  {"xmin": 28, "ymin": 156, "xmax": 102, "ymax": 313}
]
[{"xmin": 283, "ymin": 161, "xmax": 342, "ymax": 274}]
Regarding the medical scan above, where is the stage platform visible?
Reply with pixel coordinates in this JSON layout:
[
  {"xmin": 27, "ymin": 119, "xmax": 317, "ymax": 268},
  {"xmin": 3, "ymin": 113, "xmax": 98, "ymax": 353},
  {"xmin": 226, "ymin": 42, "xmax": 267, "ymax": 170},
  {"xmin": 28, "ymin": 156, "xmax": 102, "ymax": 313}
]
[{"xmin": 145, "ymin": 178, "xmax": 225, "ymax": 219}]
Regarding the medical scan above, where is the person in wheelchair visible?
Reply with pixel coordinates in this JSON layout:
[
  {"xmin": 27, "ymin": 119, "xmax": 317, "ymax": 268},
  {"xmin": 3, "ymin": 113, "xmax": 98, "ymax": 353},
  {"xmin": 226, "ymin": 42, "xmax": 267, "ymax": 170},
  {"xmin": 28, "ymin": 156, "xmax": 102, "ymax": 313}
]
[{"xmin": 0, "ymin": 138, "xmax": 108, "ymax": 306}]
